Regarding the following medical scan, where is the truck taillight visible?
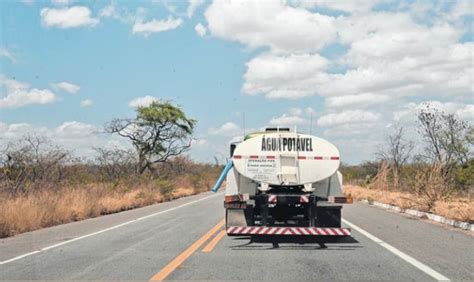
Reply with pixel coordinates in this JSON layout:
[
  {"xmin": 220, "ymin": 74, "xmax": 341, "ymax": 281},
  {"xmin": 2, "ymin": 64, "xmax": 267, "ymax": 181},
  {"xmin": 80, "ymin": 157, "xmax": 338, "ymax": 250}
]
[
  {"xmin": 268, "ymin": 195, "xmax": 277, "ymax": 203},
  {"xmin": 224, "ymin": 194, "xmax": 248, "ymax": 209},
  {"xmin": 224, "ymin": 202, "xmax": 247, "ymax": 209},
  {"xmin": 225, "ymin": 193, "xmax": 249, "ymax": 203},
  {"xmin": 328, "ymin": 196, "xmax": 353, "ymax": 204},
  {"xmin": 225, "ymin": 195, "xmax": 240, "ymax": 203},
  {"xmin": 299, "ymin": 195, "xmax": 309, "ymax": 203}
]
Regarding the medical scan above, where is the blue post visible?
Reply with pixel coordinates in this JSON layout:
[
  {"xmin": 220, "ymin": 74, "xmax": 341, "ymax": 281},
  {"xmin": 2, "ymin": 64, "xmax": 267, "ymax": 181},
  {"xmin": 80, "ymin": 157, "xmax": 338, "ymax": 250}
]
[{"xmin": 212, "ymin": 159, "xmax": 233, "ymax": 192}]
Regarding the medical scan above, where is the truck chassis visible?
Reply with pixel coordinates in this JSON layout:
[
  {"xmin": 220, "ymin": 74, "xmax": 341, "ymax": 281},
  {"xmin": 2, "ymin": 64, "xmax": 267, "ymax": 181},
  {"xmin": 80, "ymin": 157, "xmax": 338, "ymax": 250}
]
[{"xmin": 225, "ymin": 192, "xmax": 351, "ymax": 237}]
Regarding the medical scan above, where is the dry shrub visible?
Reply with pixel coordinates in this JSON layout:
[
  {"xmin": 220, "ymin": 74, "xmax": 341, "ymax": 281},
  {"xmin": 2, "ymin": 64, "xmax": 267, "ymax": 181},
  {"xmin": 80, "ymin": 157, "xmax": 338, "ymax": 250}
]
[
  {"xmin": 344, "ymin": 185, "xmax": 474, "ymax": 223},
  {"xmin": 432, "ymin": 200, "xmax": 474, "ymax": 223},
  {"xmin": 413, "ymin": 163, "xmax": 455, "ymax": 211},
  {"xmin": 0, "ymin": 195, "xmax": 44, "ymax": 237},
  {"xmin": 368, "ymin": 162, "xmax": 392, "ymax": 191},
  {"xmin": 0, "ymin": 181, "xmax": 195, "ymax": 238},
  {"xmin": 0, "ymin": 137, "xmax": 223, "ymax": 238},
  {"xmin": 172, "ymin": 187, "xmax": 195, "ymax": 198},
  {"xmin": 345, "ymin": 185, "xmax": 416, "ymax": 210},
  {"xmin": 153, "ymin": 179, "xmax": 173, "ymax": 201}
]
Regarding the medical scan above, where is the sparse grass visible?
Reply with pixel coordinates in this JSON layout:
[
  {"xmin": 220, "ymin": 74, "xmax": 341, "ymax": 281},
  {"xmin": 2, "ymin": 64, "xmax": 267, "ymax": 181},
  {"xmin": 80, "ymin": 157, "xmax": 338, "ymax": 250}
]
[
  {"xmin": 432, "ymin": 200, "xmax": 473, "ymax": 223},
  {"xmin": 344, "ymin": 185, "xmax": 474, "ymax": 223},
  {"xmin": 0, "ymin": 174, "xmax": 218, "ymax": 238}
]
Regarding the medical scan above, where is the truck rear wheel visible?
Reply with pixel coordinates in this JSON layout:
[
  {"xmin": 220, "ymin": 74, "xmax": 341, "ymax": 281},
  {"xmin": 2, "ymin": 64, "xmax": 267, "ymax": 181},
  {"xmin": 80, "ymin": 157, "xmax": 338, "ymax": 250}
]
[{"xmin": 244, "ymin": 205, "xmax": 255, "ymax": 226}]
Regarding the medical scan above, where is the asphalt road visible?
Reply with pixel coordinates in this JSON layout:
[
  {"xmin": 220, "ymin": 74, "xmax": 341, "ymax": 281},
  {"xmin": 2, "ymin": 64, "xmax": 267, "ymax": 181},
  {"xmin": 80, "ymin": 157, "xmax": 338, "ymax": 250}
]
[{"xmin": 1, "ymin": 191, "xmax": 472, "ymax": 281}]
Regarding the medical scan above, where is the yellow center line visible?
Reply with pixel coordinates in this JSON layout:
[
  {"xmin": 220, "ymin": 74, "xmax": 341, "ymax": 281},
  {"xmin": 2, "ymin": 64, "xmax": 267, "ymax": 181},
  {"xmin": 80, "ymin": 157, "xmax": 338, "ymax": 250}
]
[
  {"xmin": 149, "ymin": 218, "xmax": 225, "ymax": 281},
  {"xmin": 202, "ymin": 230, "xmax": 226, "ymax": 253}
]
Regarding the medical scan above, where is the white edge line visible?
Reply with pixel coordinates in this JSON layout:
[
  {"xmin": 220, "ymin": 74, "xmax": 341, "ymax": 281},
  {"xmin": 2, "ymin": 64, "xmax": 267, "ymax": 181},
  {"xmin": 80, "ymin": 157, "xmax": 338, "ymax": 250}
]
[
  {"xmin": 0, "ymin": 192, "xmax": 223, "ymax": 265},
  {"xmin": 342, "ymin": 218, "xmax": 450, "ymax": 281}
]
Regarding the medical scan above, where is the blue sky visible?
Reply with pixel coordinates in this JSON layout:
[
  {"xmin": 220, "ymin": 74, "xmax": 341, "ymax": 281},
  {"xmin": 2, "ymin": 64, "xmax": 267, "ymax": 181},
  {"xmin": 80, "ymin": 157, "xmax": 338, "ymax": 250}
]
[{"xmin": 1, "ymin": 0, "xmax": 473, "ymax": 164}]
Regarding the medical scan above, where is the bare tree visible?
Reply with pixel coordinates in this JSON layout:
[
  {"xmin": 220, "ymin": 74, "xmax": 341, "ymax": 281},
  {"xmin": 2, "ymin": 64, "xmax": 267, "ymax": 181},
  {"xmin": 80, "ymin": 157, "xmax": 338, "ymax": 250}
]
[
  {"xmin": 377, "ymin": 126, "xmax": 414, "ymax": 186},
  {"xmin": 93, "ymin": 147, "xmax": 137, "ymax": 183},
  {"xmin": 0, "ymin": 135, "xmax": 69, "ymax": 193},
  {"xmin": 417, "ymin": 104, "xmax": 472, "ymax": 183},
  {"xmin": 106, "ymin": 101, "xmax": 196, "ymax": 174}
]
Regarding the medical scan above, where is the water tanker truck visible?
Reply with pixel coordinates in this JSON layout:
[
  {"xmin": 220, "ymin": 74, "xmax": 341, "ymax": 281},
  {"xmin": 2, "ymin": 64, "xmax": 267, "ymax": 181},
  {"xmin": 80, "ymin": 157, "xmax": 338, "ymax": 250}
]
[{"xmin": 212, "ymin": 128, "xmax": 353, "ymax": 238}]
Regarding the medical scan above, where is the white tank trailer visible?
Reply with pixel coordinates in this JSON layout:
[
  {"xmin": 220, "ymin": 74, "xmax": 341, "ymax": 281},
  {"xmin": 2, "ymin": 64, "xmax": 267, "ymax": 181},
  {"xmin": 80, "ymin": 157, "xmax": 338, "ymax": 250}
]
[{"xmin": 212, "ymin": 128, "xmax": 353, "ymax": 238}]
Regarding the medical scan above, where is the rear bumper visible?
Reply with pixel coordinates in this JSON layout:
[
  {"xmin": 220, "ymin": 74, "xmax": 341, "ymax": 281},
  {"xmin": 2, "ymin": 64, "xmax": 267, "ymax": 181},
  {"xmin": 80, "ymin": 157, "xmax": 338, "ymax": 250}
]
[{"xmin": 227, "ymin": 226, "xmax": 351, "ymax": 236}]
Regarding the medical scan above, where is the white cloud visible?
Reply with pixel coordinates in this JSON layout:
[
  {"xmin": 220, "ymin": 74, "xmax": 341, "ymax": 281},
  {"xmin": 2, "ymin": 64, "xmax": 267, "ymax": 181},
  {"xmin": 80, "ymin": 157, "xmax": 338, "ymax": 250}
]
[
  {"xmin": 1, "ymin": 123, "xmax": 38, "ymax": 138},
  {"xmin": 187, "ymin": 0, "xmax": 205, "ymax": 18},
  {"xmin": 40, "ymin": 6, "xmax": 99, "ymax": 28},
  {"xmin": 288, "ymin": 108, "xmax": 303, "ymax": 116},
  {"xmin": 298, "ymin": 0, "xmax": 381, "ymax": 14},
  {"xmin": 98, "ymin": 3, "xmax": 149, "ymax": 27},
  {"xmin": 132, "ymin": 17, "xmax": 183, "ymax": 36},
  {"xmin": 325, "ymin": 93, "xmax": 391, "ymax": 109},
  {"xmin": 228, "ymin": 135, "xmax": 244, "ymax": 144},
  {"xmin": 55, "ymin": 121, "xmax": 97, "ymax": 138},
  {"xmin": 317, "ymin": 110, "xmax": 381, "ymax": 127},
  {"xmin": 195, "ymin": 23, "xmax": 207, "ymax": 37},
  {"xmin": 0, "ymin": 47, "xmax": 16, "ymax": 62},
  {"xmin": 99, "ymin": 2, "xmax": 117, "ymax": 18},
  {"xmin": 267, "ymin": 107, "xmax": 316, "ymax": 129},
  {"xmin": 158, "ymin": 0, "xmax": 179, "ymax": 14},
  {"xmin": 208, "ymin": 122, "xmax": 241, "ymax": 136},
  {"xmin": 449, "ymin": 0, "xmax": 473, "ymax": 21},
  {"xmin": 394, "ymin": 101, "xmax": 474, "ymax": 123},
  {"xmin": 456, "ymin": 104, "xmax": 474, "ymax": 121},
  {"xmin": 196, "ymin": 0, "xmax": 474, "ymax": 162},
  {"xmin": 0, "ymin": 121, "xmax": 128, "ymax": 159},
  {"xmin": 80, "ymin": 99, "xmax": 93, "ymax": 107},
  {"xmin": 304, "ymin": 107, "xmax": 317, "ymax": 115},
  {"xmin": 322, "ymin": 124, "xmax": 379, "ymax": 137},
  {"xmin": 269, "ymin": 114, "xmax": 308, "ymax": 126},
  {"xmin": 338, "ymin": 13, "xmax": 460, "ymax": 63},
  {"xmin": 243, "ymin": 53, "xmax": 329, "ymax": 99},
  {"xmin": 0, "ymin": 122, "xmax": 6, "ymax": 133},
  {"xmin": 191, "ymin": 138, "xmax": 208, "ymax": 148},
  {"xmin": 128, "ymin": 95, "xmax": 158, "ymax": 108},
  {"xmin": 326, "ymin": 13, "xmax": 471, "ymax": 98},
  {"xmin": 51, "ymin": 81, "xmax": 80, "ymax": 94},
  {"xmin": 331, "ymin": 137, "xmax": 381, "ymax": 163},
  {"xmin": 0, "ymin": 75, "xmax": 57, "ymax": 109},
  {"xmin": 205, "ymin": 0, "xmax": 336, "ymax": 53},
  {"xmin": 51, "ymin": 0, "xmax": 70, "ymax": 5},
  {"xmin": 235, "ymin": 8, "xmax": 473, "ymax": 100}
]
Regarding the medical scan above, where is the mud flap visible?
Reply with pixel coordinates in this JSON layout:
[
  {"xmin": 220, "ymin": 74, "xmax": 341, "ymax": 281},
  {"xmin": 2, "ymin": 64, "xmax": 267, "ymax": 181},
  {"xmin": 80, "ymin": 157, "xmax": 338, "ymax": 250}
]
[
  {"xmin": 316, "ymin": 205, "xmax": 342, "ymax": 227},
  {"xmin": 226, "ymin": 209, "xmax": 247, "ymax": 228}
]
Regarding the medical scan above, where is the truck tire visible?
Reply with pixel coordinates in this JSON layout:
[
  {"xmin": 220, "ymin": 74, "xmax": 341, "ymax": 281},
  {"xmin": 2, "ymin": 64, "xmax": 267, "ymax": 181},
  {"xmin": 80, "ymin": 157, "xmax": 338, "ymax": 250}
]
[{"xmin": 244, "ymin": 205, "xmax": 255, "ymax": 226}]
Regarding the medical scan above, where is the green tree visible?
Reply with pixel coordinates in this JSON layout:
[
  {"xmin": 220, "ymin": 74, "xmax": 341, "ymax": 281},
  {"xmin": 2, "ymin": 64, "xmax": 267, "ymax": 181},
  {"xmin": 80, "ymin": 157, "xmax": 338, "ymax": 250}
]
[{"xmin": 106, "ymin": 101, "xmax": 196, "ymax": 174}]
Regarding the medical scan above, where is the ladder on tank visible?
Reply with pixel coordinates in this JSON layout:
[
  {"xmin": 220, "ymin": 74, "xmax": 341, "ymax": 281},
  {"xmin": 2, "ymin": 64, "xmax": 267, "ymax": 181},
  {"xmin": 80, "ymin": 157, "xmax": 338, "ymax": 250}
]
[{"xmin": 276, "ymin": 127, "xmax": 300, "ymax": 185}]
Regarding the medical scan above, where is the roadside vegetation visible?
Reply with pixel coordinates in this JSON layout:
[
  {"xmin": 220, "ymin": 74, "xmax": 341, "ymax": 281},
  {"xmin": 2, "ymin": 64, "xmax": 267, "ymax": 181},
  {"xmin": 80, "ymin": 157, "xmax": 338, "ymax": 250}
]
[
  {"xmin": 342, "ymin": 103, "xmax": 473, "ymax": 223},
  {"xmin": 0, "ymin": 101, "xmax": 221, "ymax": 238}
]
